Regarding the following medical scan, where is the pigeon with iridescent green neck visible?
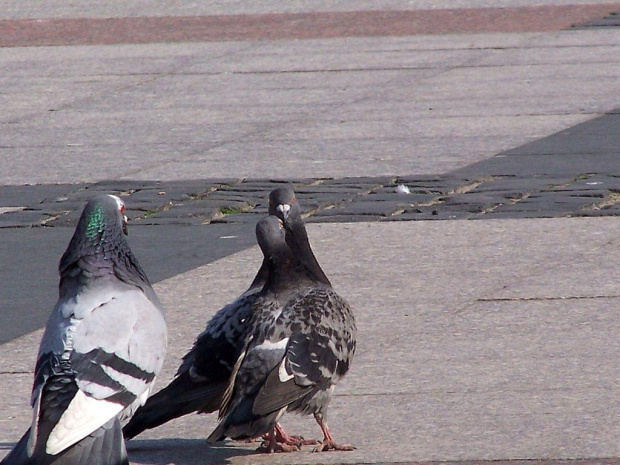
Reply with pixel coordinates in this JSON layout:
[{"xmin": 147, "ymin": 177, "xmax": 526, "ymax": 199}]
[{"xmin": 1, "ymin": 195, "xmax": 167, "ymax": 465}]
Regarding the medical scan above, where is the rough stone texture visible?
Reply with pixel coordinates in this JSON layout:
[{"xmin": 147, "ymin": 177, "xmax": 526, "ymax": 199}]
[
  {"xmin": 0, "ymin": 0, "xmax": 616, "ymax": 19},
  {"xmin": 2, "ymin": 219, "xmax": 620, "ymax": 464},
  {"xmin": 1, "ymin": 27, "xmax": 620, "ymax": 184},
  {"xmin": 5, "ymin": 172, "xmax": 620, "ymax": 227},
  {"xmin": 1, "ymin": 5, "xmax": 619, "ymax": 47}
]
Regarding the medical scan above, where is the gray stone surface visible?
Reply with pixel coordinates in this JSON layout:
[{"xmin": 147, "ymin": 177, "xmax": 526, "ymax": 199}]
[
  {"xmin": 0, "ymin": 223, "xmax": 257, "ymax": 344},
  {"xmin": 6, "ymin": 171, "xmax": 620, "ymax": 227},
  {"xmin": 2, "ymin": 219, "xmax": 620, "ymax": 464},
  {"xmin": 1, "ymin": 29, "xmax": 620, "ymax": 184},
  {"xmin": 1, "ymin": 1, "xmax": 620, "ymax": 464}
]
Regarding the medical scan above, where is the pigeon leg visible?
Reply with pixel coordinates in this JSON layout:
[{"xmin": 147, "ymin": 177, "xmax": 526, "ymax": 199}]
[
  {"xmin": 274, "ymin": 422, "xmax": 319, "ymax": 446},
  {"xmin": 256, "ymin": 426, "xmax": 300, "ymax": 453},
  {"xmin": 312, "ymin": 414, "xmax": 355, "ymax": 452}
]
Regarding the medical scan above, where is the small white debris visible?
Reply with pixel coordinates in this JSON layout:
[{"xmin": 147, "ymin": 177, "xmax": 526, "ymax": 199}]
[{"xmin": 395, "ymin": 184, "xmax": 411, "ymax": 195}]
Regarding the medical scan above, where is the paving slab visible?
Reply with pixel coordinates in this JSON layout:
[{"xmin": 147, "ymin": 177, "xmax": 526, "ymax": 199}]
[
  {"xmin": 0, "ymin": 223, "xmax": 257, "ymax": 344},
  {"xmin": 1, "ymin": 5, "xmax": 619, "ymax": 46},
  {"xmin": 2, "ymin": 219, "xmax": 620, "ymax": 464},
  {"xmin": 2, "ymin": 25, "xmax": 620, "ymax": 184}
]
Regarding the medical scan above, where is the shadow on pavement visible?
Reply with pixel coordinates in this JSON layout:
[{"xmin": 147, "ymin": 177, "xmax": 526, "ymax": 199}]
[{"xmin": 127, "ymin": 438, "xmax": 257, "ymax": 464}]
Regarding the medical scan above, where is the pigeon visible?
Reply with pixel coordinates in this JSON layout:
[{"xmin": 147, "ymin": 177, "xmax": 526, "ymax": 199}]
[
  {"xmin": 207, "ymin": 190, "xmax": 357, "ymax": 453},
  {"xmin": 122, "ymin": 187, "xmax": 304, "ymax": 442},
  {"xmin": 1, "ymin": 195, "xmax": 167, "ymax": 465}
]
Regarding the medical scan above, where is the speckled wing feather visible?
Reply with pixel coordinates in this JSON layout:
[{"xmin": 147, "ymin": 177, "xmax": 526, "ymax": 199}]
[
  {"xmin": 208, "ymin": 286, "xmax": 356, "ymax": 443},
  {"xmin": 179, "ymin": 287, "xmax": 258, "ymax": 383},
  {"xmin": 123, "ymin": 255, "xmax": 271, "ymax": 439},
  {"xmin": 252, "ymin": 286, "xmax": 356, "ymax": 416}
]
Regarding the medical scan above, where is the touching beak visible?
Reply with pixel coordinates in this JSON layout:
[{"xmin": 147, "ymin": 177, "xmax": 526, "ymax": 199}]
[
  {"xmin": 122, "ymin": 215, "xmax": 129, "ymax": 235},
  {"xmin": 276, "ymin": 203, "xmax": 291, "ymax": 221}
]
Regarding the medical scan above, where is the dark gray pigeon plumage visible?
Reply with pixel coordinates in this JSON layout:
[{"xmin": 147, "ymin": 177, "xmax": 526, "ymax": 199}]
[
  {"xmin": 1, "ymin": 195, "xmax": 167, "ymax": 465},
  {"xmin": 123, "ymin": 188, "xmax": 299, "ymax": 441},
  {"xmin": 122, "ymin": 243, "xmax": 267, "ymax": 440},
  {"xmin": 207, "ymin": 190, "xmax": 357, "ymax": 453}
]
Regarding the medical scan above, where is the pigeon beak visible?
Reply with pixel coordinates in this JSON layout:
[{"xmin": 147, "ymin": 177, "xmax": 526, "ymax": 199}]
[
  {"xmin": 276, "ymin": 203, "xmax": 291, "ymax": 221},
  {"xmin": 122, "ymin": 215, "xmax": 129, "ymax": 235}
]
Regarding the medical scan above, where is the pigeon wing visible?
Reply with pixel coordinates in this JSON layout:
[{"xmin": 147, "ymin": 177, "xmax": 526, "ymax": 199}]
[
  {"xmin": 180, "ymin": 289, "xmax": 256, "ymax": 382},
  {"xmin": 252, "ymin": 287, "xmax": 356, "ymax": 416},
  {"xmin": 31, "ymin": 285, "xmax": 166, "ymax": 456}
]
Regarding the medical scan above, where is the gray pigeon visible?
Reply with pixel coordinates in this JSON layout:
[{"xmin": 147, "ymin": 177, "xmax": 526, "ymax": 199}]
[
  {"xmin": 1, "ymin": 195, "xmax": 167, "ymax": 465},
  {"xmin": 207, "ymin": 192, "xmax": 357, "ymax": 453},
  {"xmin": 123, "ymin": 187, "xmax": 311, "ymax": 446}
]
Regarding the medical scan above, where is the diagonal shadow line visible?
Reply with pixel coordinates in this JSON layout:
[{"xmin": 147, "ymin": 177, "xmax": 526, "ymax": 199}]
[
  {"xmin": 1, "ymin": 109, "xmax": 619, "ymax": 344},
  {"xmin": 451, "ymin": 108, "xmax": 620, "ymax": 178}
]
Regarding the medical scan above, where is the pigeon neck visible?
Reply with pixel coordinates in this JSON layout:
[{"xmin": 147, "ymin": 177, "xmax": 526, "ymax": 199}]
[
  {"xmin": 59, "ymin": 224, "xmax": 150, "ymax": 290},
  {"xmin": 266, "ymin": 248, "xmax": 314, "ymax": 291},
  {"xmin": 284, "ymin": 216, "xmax": 331, "ymax": 287},
  {"xmin": 248, "ymin": 258, "xmax": 270, "ymax": 291}
]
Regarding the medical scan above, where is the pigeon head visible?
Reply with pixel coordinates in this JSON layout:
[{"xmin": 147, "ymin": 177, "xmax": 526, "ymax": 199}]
[
  {"xmin": 59, "ymin": 194, "xmax": 132, "ymax": 276},
  {"xmin": 268, "ymin": 187, "xmax": 300, "ymax": 222},
  {"xmin": 82, "ymin": 194, "xmax": 129, "ymax": 238},
  {"xmin": 255, "ymin": 215, "xmax": 286, "ymax": 260}
]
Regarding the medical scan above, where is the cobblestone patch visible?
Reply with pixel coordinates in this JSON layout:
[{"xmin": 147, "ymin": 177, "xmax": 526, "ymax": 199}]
[{"xmin": 3, "ymin": 173, "xmax": 620, "ymax": 228}]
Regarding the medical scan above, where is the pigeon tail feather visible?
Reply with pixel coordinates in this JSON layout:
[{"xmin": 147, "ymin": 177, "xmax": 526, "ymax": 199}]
[
  {"xmin": 206, "ymin": 396, "xmax": 282, "ymax": 443},
  {"xmin": 1, "ymin": 419, "xmax": 127, "ymax": 465},
  {"xmin": 0, "ymin": 430, "xmax": 30, "ymax": 465},
  {"xmin": 123, "ymin": 373, "xmax": 226, "ymax": 439}
]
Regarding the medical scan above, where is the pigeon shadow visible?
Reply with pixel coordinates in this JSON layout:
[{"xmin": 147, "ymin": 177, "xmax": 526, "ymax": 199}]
[
  {"xmin": 127, "ymin": 438, "xmax": 257, "ymax": 464},
  {"xmin": 1, "ymin": 439, "xmax": 256, "ymax": 464}
]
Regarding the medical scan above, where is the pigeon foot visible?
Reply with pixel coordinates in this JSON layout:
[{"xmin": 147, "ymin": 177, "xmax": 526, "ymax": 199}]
[
  {"xmin": 274, "ymin": 422, "xmax": 319, "ymax": 447},
  {"xmin": 312, "ymin": 414, "xmax": 355, "ymax": 452},
  {"xmin": 256, "ymin": 426, "xmax": 301, "ymax": 453},
  {"xmin": 256, "ymin": 440, "xmax": 300, "ymax": 453}
]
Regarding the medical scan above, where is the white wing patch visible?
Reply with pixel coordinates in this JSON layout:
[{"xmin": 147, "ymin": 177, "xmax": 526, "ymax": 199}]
[
  {"xmin": 255, "ymin": 338, "xmax": 289, "ymax": 351},
  {"xmin": 101, "ymin": 364, "xmax": 149, "ymax": 397},
  {"xmin": 119, "ymin": 388, "xmax": 151, "ymax": 422},
  {"xmin": 278, "ymin": 359, "xmax": 295, "ymax": 382},
  {"xmin": 46, "ymin": 390, "xmax": 123, "ymax": 455}
]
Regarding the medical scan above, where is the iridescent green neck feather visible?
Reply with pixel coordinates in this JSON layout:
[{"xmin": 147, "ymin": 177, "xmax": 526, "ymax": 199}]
[{"xmin": 85, "ymin": 205, "xmax": 106, "ymax": 240}]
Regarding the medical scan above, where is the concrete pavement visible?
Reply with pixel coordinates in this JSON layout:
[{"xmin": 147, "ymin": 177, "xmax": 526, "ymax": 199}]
[
  {"xmin": 1, "ymin": 7, "xmax": 620, "ymax": 183},
  {"xmin": 3, "ymin": 219, "xmax": 620, "ymax": 464},
  {"xmin": 1, "ymin": 1, "xmax": 620, "ymax": 464}
]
